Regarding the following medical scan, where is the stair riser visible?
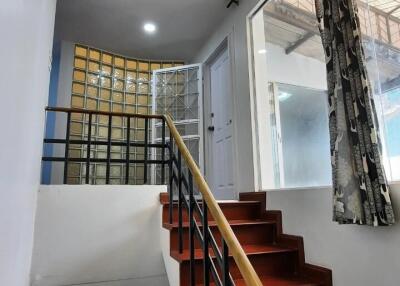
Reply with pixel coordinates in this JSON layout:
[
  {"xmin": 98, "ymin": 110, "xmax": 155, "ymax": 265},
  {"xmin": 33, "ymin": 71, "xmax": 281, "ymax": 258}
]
[
  {"xmin": 170, "ymin": 223, "xmax": 275, "ymax": 251},
  {"xmin": 162, "ymin": 203, "xmax": 261, "ymax": 224},
  {"xmin": 179, "ymin": 252, "xmax": 298, "ymax": 285}
]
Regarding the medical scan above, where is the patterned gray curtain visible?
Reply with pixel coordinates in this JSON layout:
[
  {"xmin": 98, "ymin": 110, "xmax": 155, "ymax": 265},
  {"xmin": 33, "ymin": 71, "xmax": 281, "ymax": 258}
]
[{"xmin": 315, "ymin": 0, "xmax": 395, "ymax": 226}]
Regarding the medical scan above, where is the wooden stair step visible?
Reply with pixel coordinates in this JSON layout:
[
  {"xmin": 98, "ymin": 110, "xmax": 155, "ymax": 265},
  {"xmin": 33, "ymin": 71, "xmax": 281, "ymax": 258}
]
[
  {"xmin": 163, "ymin": 219, "xmax": 275, "ymax": 230},
  {"xmin": 162, "ymin": 201, "xmax": 263, "ymax": 222},
  {"xmin": 197, "ymin": 275, "xmax": 321, "ymax": 286},
  {"xmin": 171, "ymin": 243, "xmax": 297, "ymax": 262}
]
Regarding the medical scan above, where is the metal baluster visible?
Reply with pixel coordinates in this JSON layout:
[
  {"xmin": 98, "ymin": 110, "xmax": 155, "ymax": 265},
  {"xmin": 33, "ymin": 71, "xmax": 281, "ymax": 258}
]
[
  {"xmin": 168, "ymin": 137, "xmax": 174, "ymax": 224},
  {"xmin": 161, "ymin": 119, "xmax": 166, "ymax": 184},
  {"xmin": 222, "ymin": 239, "xmax": 230, "ymax": 286},
  {"xmin": 203, "ymin": 199, "xmax": 210, "ymax": 286},
  {"xmin": 125, "ymin": 116, "xmax": 131, "ymax": 185},
  {"xmin": 63, "ymin": 111, "xmax": 71, "ymax": 184},
  {"xmin": 85, "ymin": 113, "xmax": 92, "ymax": 184},
  {"xmin": 178, "ymin": 151, "xmax": 183, "ymax": 254},
  {"xmin": 106, "ymin": 114, "xmax": 112, "ymax": 184},
  {"xmin": 189, "ymin": 172, "xmax": 195, "ymax": 286},
  {"xmin": 144, "ymin": 118, "xmax": 148, "ymax": 184}
]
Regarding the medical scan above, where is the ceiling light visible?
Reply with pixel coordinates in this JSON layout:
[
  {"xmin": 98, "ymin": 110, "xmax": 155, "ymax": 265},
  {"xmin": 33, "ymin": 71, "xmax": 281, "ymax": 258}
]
[
  {"xmin": 143, "ymin": 22, "xmax": 157, "ymax": 34},
  {"xmin": 258, "ymin": 49, "xmax": 267, "ymax": 54}
]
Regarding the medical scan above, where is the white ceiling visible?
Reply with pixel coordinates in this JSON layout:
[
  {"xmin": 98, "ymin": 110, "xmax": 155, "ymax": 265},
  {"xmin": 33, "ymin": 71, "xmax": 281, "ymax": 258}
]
[{"xmin": 54, "ymin": 0, "xmax": 232, "ymax": 62}]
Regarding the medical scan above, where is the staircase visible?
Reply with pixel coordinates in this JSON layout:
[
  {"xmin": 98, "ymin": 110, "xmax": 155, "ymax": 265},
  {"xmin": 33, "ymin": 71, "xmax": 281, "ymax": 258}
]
[{"xmin": 160, "ymin": 192, "xmax": 332, "ymax": 286}]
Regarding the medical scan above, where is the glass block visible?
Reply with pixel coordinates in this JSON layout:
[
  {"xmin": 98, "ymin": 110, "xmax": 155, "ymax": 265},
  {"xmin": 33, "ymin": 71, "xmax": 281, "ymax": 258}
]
[
  {"xmin": 127, "ymin": 71, "xmax": 136, "ymax": 80},
  {"xmin": 71, "ymin": 122, "xmax": 83, "ymax": 135},
  {"xmin": 126, "ymin": 93, "xmax": 135, "ymax": 104},
  {"xmin": 125, "ymin": 105, "xmax": 135, "ymax": 113},
  {"xmin": 113, "ymin": 79, "xmax": 124, "ymax": 91},
  {"xmin": 71, "ymin": 112, "xmax": 84, "ymax": 121},
  {"xmin": 88, "ymin": 61, "xmax": 100, "ymax": 73},
  {"xmin": 96, "ymin": 164, "xmax": 106, "ymax": 176},
  {"xmin": 87, "ymin": 73, "xmax": 99, "ymax": 85},
  {"xmin": 138, "ymin": 83, "xmax": 149, "ymax": 93},
  {"xmin": 162, "ymin": 63, "xmax": 173, "ymax": 68},
  {"xmin": 86, "ymin": 98, "xmax": 97, "ymax": 110},
  {"xmin": 113, "ymin": 116, "xmax": 123, "ymax": 127},
  {"xmin": 138, "ymin": 61, "xmax": 149, "ymax": 71},
  {"xmin": 69, "ymin": 149, "xmax": 81, "ymax": 158},
  {"xmin": 101, "ymin": 77, "xmax": 111, "ymax": 88},
  {"xmin": 112, "ymin": 103, "xmax": 123, "ymax": 112},
  {"xmin": 99, "ymin": 101, "xmax": 110, "ymax": 112},
  {"xmin": 113, "ymin": 68, "xmax": 125, "ymax": 79},
  {"xmin": 102, "ymin": 65, "xmax": 112, "ymax": 76},
  {"xmin": 87, "ymin": 85, "xmax": 98, "ymax": 98},
  {"xmin": 174, "ymin": 62, "xmax": 184, "ymax": 67},
  {"xmin": 112, "ymin": 128, "xmax": 123, "ymax": 139},
  {"xmin": 68, "ymin": 162, "xmax": 81, "ymax": 177},
  {"xmin": 138, "ymin": 72, "xmax": 149, "ymax": 82},
  {"xmin": 75, "ymin": 46, "xmax": 87, "ymax": 58},
  {"xmin": 72, "ymin": 83, "xmax": 85, "ymax": 95},
  {"xmin": 98, "ymin": 126, "xmax": 108, "ymax": 137},
  {"xmin": 126, "ymin": 81, "xmax": 136, "ymax": 92},
  {"xmin": 136, "ymin": 166, "xmax": 144, "ymax": 178},
  {"xmin": 71, "ymin": 95, "xmax": 84, "ymax": 108},
  {"xmin": 102, "ymin": 53, "xmax": 113, "ymax": 65},
  {"xmin": 151, "ymin": 63, "xmax": 161, "ymax": 70},
  {"xmin": 89, "ymin": 49, "xmax": 101, "ymax": 61},
  {"xmin": 74, "ymin": 58, "xmax": 86, "ymax": 69},
  {"xmin": 112, "ymin": 92, "xmax": 123, "ymax": 102},
  {"xmin": 100, "ymin": 89, "xmax": 111, "ymax": 100},
  {"xmin": 114, "ymin": 56, "xmax": 125, "ymax": 68},
  {"xmin": 137, "ymin": 95, "xmax": 148, "ymax": 105},
  {"xmin": 127, "ymin": 59, "xmax": 137, "ymax": 70},
  {"xmin": 73, "ymin": 70, "xmax": 86, "ymax": 82},
  {"xmin": 95, "ymin": 178, "xmax": 106, "ymax": 184},
  {"xmin": 137, "ymin": 106, "xmax": 148, "ymax": 114},
  {"xmin": 137, "ymin": 118, "xmax": 145, "ymax": 128}
]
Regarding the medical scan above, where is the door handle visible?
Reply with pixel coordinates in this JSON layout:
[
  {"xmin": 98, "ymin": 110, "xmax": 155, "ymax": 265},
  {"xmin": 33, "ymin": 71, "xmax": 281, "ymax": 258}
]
[{"xmin": 208, "ymin": 126, "xmax": 215, "ymax": 131}]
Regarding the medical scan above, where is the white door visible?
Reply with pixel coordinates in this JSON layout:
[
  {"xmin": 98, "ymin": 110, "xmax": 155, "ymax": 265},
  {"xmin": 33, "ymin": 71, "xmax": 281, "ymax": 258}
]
[{"xmin": 208, "ymin": 49, "xmax": 235, "ymax": 199}]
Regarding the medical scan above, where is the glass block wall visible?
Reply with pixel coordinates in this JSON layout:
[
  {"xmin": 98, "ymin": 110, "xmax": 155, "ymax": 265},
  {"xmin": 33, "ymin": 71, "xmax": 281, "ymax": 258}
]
[{"xmin": 68, "ymin": 44, "xmax": 183, "ymax": 184}]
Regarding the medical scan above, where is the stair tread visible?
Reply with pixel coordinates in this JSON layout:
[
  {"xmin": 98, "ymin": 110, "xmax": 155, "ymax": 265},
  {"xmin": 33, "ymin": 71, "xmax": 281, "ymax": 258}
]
[
  {"xmin": 198, "ymin": 275, "xmax": 320, "ymax": 286},
  {"xmin": 163, "ymin": 219, "xmax": 275, "ymax": 230},
  {"xmin": 162, "ymin": 200, "xmax": 261, "ymax": 206},
  {"xmin": 171, "ymin": 243, "xmax": 297, "ymax": 262}
]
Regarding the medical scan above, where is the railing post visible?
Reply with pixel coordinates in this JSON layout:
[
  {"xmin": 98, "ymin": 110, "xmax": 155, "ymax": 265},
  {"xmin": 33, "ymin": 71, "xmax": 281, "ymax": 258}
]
[
  {"xmin": 144, "ymin": 118, "xmax": 148, "ymax": 184},
  {"xmin": 189, "ymin": 172, "xmax": 195, "ymax": 286},
  {"xmin": 125, "ymin": 116, "xmax": 131, "ymax": 184},
  {"xmin": 106, "ymin": 114, "xmax": 112, "ymax": 184},
  {"xmin": 161, "ymin": 119, "xmax": 166, "ymax": 184},
  {"xmin": 222, "ymin": 239, "xmax": 230, "ymax": 286},
  {"xmin": 203, "ymin": 199, "xmax": 210, "ymax": 286},
  {"xmin": 85, "ymin": 112, "xmax": 92, "ymax": 184},
  {"xmin": 178, "ymin": 151, "xmax": 183, "ymax": 254},
  {"xmin": 63, "ymin": 111, "xmax": 71, "ymax": 184},
  {"xmin": 168, "ymin": 137, "xmax": 174, "ymax": 224}
]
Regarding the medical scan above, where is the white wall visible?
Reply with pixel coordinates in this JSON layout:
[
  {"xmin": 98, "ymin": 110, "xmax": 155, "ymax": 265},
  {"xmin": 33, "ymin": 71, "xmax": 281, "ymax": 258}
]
[
  {"xmin": 267, "ymin": 183, "xmax": 400, "ymax": 286},
  {"xmin": 192, "ymin": 0, "xmax": 260, "ymax": 194},
  {"xmin": 31, "ymin": 185, "xmax": 169, "ymax": 286},
  {"xmin": 0, "ymin": 1, "xmax": 56, "ymax": 285}
]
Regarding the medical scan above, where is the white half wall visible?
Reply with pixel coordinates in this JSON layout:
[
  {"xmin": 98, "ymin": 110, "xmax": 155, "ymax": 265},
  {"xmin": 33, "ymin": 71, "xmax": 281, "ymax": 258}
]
[
  {"xmin": 267, "ymin": 183, "xmax": 400, "ymax": 286},
  {"xmin": 31, "ymin": 185, "xmax": 169, "ymax": 286},
  {"xmin": 0, "ymin": 1, "xmax": 56, "ymax": 285}
]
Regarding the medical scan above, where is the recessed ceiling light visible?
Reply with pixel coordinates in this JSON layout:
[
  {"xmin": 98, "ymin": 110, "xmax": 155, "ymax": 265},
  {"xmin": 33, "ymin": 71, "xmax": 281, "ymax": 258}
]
[
  {"xmin": 143, "ymin": 22, "xmax": 157, "ymax": 34},
  {"xmin": 258, "ymin": 49, "xmax": 267, "ymax": 54}
]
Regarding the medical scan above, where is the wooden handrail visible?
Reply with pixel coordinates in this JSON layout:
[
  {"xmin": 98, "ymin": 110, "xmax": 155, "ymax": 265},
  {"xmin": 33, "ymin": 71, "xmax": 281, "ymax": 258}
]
[
  {"xmin": 163, "ymin": 114, "xmax": 263, "ymax": 286},
  {"xmin": 45, "ymin": 107, "xmax": 263, "ymax": 285}
]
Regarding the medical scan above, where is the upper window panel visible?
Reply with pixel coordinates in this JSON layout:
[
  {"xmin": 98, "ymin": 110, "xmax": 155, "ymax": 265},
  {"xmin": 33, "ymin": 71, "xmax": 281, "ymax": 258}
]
[{"xmin": 249, "ymin": 0, "xmax": 400, "ymax": 189}]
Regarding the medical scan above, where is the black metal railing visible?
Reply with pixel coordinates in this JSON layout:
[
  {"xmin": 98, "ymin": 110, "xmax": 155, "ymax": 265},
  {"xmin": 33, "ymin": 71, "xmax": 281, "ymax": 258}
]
[
  {"xmin": 42, "ymin": 107, "xmax": 167, "ymax": 185},
  {"xmin": 42, "ymin": 107, "xmax": 261, "ymax": 286}
]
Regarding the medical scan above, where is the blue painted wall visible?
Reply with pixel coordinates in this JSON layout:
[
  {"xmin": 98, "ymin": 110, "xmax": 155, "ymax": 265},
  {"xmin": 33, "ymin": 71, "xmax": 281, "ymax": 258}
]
[{"xmin": 41, "ymin": 41, "xmax": 61, "ymax": 184}]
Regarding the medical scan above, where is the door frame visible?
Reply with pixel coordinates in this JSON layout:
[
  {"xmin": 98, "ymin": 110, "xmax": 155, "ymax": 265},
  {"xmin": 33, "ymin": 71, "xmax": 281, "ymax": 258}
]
[{"xmin": 203, "ymin": 31, "xmax": 239, "ymax": 199}]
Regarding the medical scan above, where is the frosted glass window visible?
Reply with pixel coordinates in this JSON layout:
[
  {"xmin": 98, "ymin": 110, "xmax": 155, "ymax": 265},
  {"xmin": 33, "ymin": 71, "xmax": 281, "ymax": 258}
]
[{"xmin": 271, "ymin": 83, "xmax": 331, "ymax": 188}]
